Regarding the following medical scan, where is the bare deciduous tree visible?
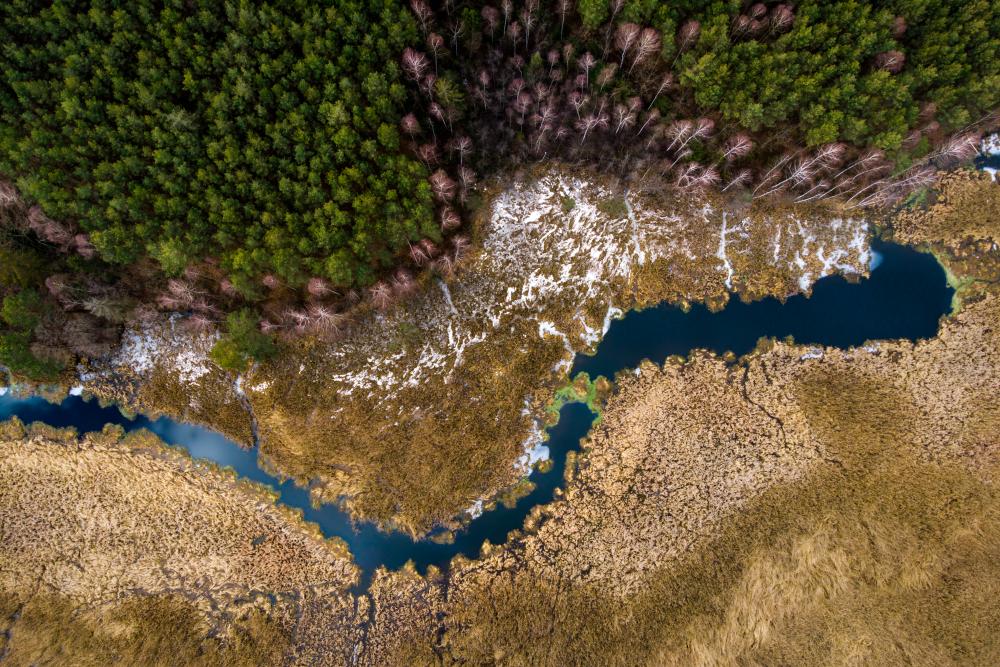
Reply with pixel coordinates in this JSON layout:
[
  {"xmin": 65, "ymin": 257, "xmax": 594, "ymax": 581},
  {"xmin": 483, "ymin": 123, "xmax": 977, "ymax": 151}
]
[
  {"xmin": 410, "ymin": 0, "xmax": 433, "ymax": 34},
  {"xmin": 306, "ymin": 277, "xmax": 335, "ymax": 298},
  {"xmin": 722, "ymin": 168, "xmax": 753, "ymax": 192},
  {"xmin": 578, "ymin": 52, "xmax": 596, "ymax": 88},
  {"xmin": 646, "ymin": 72, "xmax": 673, "ymax": 109},
  {"xmin": 481, "ymin": 5, "xmax": 500, "ymax": 41},
  {"xmin": 720, "ymin": 134, "xmax": 753, "ymax": 162},
  {"xmin": 440, "ymin": 207, "xmax": 462, "ymax": 231},
  {"xmin": 630, "ymin": 28, "xmax": 660, "ymax": 73},
  {"xmin": 0, "ymin": 181, "xmax": 19, "ymax": 208},
  {"xmin": 935, "ymin": 133, "xmax": 980, "ymax": 165},
  {"xmin": 427, "ymin": 33, "xmax": 445, "ymax": 73},
  {"xmin": 401, "ymin": 113, "xmax": 421, "ymax": 139},
  {"xmin": 369, "ymin": 281, "xmax": 393, "ymax": 310},
  {"xmin": 430, "ymin": 170, "xmax": 458, "ymax": 202},
  {"xmin": 675, "ymin": 20, "xmax": 700, "ymax": 61},
  {"xmin": 874, "ymin": 50, "xmax": 905, "ymax": 73},
  {"xmin": 614, "ymin": 23, "xmax": 641, "ymax": 67},
  {"xmin": 769, "ymin": 4, "xmax": 795, "ymax": 34},
  {"xmin": 402, "ymin": 48, "xmax": 429, "ymax": 82}
]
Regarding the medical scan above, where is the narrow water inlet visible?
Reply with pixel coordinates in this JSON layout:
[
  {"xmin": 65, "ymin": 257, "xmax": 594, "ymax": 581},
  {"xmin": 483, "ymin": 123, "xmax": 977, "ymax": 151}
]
[{"xmin": 0, "ymin": 239, "xmax": 953, "ymax": 593}]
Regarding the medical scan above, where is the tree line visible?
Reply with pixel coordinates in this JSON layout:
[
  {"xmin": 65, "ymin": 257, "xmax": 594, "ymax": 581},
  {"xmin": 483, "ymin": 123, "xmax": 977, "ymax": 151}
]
[{"xmin": 1, "ymin": 0, "xmax": 997, "ymax": 380}]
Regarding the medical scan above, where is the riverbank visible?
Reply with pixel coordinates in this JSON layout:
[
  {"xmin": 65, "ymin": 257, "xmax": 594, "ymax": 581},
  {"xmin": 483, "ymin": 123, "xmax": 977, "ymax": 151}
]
[{"xmin": 439, "ymin": 288, "xmax": 1000, "ymax": 664}]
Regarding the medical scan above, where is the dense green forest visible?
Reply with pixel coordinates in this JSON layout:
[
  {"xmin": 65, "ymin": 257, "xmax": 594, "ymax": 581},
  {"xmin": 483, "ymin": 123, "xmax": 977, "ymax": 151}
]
[
  {"xmin": 0, "ymin": 0, "xmax": 998, "ymax": 379},
  {"xmin": 0, "ymin": 0, "xmax": 433, "ymax": 289}
]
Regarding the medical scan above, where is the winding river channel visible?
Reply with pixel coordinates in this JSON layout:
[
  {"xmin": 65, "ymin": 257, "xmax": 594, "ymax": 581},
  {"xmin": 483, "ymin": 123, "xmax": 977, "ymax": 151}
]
[{"xmin": 0, "ymin": 238, "xmax": 953, "ymax": 591}]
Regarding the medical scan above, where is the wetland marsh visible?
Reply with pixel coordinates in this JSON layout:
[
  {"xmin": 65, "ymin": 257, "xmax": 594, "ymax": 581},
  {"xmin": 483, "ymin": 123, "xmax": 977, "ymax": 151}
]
[{"xmin": 0, "ymin": 238, "xmax": 953, "ymax": 590}]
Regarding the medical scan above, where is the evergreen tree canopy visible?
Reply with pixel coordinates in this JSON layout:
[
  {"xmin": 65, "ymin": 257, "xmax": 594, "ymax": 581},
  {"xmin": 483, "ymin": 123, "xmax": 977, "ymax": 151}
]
[{"xmin": 0, "ymin": 0, "xmax": 436, "ymax": 290}]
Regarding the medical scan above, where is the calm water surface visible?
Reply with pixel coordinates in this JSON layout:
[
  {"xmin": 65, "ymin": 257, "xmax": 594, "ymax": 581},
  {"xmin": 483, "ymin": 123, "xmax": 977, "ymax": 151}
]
[{"xmin": 0, "ymin": 239, "xmax": 953, "ymax": 591}]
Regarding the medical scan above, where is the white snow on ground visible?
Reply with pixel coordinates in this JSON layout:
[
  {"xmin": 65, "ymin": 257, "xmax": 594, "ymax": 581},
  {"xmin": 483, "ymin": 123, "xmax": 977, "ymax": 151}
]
[
  {"xmin": 715, "ymin": 211, "xmax": 752, "ymax": 289},
  {"xmin": 781, "ymin": 216, "xmax": 869, "ymax": 292},
  {"xmin": 799, "ymin": 348, "xmax": 825, "ymax": 360},
  {"xmin": 983, "ymin": 133, "xmax": 1000, "ymax": 156},
  {"xmin": 465, "ymin": 499, "xmax": 485, "ymax": 519},
  {"xmin": 538, "ymin": 320, "xmax": 575, "ymax": 373},
  {"xmin": 0, "ymin": 387, "xmax": 8, "ymax": 397},
  {"xmin": 718, "ymin": 212, "xmax": 735, "ymax": 289},
  {"xmin": 86, "ymin": 168, "xmax": 871, "ymax": 427},
  {"xmin": 438, "ymin": 279, "xmax": 459, "ymax": 316},
  {"xmin": 109, "ymin": 317, "xmax": 217, "ymax": 385},
  {"xmin": 68, "ymin": 386, "xmax": 83, "ymax": 396},
  {"xmin": 515, "ymin": 406, "xmax": 552, "ymax": 473}
]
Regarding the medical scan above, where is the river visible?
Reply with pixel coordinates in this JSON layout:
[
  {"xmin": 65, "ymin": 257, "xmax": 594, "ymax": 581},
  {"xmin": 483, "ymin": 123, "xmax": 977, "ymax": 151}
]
[{"xmin": 0, "ymin": 238, "xmax": 953, "ymax": 592}]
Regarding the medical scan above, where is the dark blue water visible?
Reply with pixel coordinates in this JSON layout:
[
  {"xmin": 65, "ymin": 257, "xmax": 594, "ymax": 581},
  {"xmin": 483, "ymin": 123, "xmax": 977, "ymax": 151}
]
[
  {"xmin": 0, "ymin": 239, "xmax": 953, "ymax": 592},
  {"xmin": 572, "ymin": 239, "xmax": 952, "ymax": 380},
  {"xmin": 975, "ymin": 150, "xmax": 1000, "ymax": 172}
]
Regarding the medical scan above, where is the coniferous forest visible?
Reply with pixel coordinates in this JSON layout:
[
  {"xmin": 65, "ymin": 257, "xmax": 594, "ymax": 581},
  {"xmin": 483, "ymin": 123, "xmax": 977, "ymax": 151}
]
[{"xmin": 0, "ymin": 0, "xmax": 997, "ymax": 379}]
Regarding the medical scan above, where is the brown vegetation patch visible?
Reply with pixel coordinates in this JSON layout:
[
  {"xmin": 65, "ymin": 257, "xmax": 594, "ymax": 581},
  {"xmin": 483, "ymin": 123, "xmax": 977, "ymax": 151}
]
[
  {"xmin": 894, "ymin": 170, "xmax": 1000, "ymax": 248},
  {"xmin": 0, "ymin": 425, "xmax": 359, "ymax": 665},
  {"xmin": 435, "ymin": 289, "xmax": 1000, "ymax": 666},
  {"xmin": 0, "ymin": 592, "xmax": 288, "ymax": 667}
]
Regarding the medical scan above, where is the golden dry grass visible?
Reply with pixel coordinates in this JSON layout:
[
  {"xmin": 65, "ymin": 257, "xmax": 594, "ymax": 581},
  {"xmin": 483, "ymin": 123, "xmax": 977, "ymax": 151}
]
[
  {"xmin": 439, "ymin": 331, "xmax": 1000, "ymax": 666},
  {"xmin": 0, "ymin": 593, "xmax": 287, "ymax": 666}
]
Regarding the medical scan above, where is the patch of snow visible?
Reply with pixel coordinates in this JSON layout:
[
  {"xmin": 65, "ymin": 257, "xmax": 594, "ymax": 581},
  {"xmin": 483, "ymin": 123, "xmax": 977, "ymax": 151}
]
[
  {"xmin": 717, "ymin": 211, "xmax": 735, "ymax": 290},
  {"xmin": 465, "ymin": 499, "xmax": 485, "ymax": 519},
  {"xmin": 172, "ymin": 349, "xmax": 213, "ymax": 383},
  {"xmin": 982, "ymin": 133, "xmax": 1000, "ymax": 156},
  {"xmin": 514, "ymin": 403, "xmax": 553, "ymax": 474},
  {"xmin": 114, "ymin": 325, "xmax": 215, "ymax": 384},
  {"xmin": 0, "ymin": 387, "xmax": 8, "ymax": 397},
  {"xmin": 538, "ymin": 320, "xmax": 575, "ymax": 373},
  {"xmin": 68, "ymin": 385, "xmax": 83, "ymax": 396},
  {"xmin": 800, "ymin": 348, "xmax": 824, "ymax": 360},
  {"xmin": 438, "ymin": 279, "xmax": 458, "ymax": 316},
  {"xmin": 602, "ymin": 305, "xmax": 623, "ymax": 335}
]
